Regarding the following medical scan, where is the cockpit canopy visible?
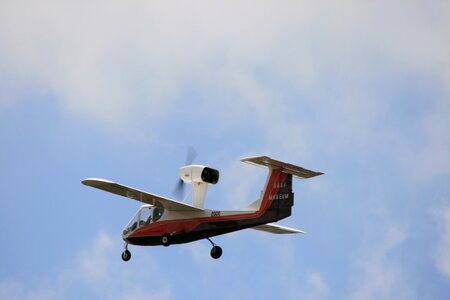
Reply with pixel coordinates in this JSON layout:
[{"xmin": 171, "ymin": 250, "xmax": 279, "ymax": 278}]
[{"xmin": 122, "ymin": 205, "xmax": 164, "ymax": 236}]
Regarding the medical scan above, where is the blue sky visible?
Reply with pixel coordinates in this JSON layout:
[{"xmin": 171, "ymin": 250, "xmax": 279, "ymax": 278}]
[{"xmin": 1, "ymin": 0, "xmax": 450, "ymax": 299}]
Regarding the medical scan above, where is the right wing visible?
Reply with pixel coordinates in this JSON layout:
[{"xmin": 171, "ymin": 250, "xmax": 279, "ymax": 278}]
[
  {"xmin": 82, "ymin": 178, "xmax": 204, "ymax": 212},
  {"xmin": 251, "ymin": 223, "xmax": 305, "ymax": 234}
]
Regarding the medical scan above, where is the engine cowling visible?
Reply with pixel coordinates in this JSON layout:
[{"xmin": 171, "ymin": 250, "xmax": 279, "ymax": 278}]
[{"xmin": 179, "ymin": 165, "xmax": 220, "ymax": 184}]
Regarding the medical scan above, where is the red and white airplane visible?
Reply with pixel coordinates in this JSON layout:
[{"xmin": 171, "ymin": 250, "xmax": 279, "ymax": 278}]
[{"xmin": 82, "ymin": 156, "xmax": 323, "ymax": 260}]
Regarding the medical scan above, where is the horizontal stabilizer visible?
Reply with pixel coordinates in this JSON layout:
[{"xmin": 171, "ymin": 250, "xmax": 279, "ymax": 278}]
[
  {"xmin": 241, "ymin": 156, "xmax": 323, "ymax": 179},
  {"xmin": 251, "ymin": 223, "xmax": 305, "ymax": 234},
  {"xmin": 82, "ymin": 178, "xmax": 204, "ymax": 211}
]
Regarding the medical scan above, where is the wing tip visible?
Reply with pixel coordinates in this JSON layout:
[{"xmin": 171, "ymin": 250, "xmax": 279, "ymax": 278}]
[
  {"xmin": 81, "ymin": 178, "xmax": 113, "ymax": 185},
  {"xmin": 251, "ymin": 223, "xmax": 306, "ymax": 234}
]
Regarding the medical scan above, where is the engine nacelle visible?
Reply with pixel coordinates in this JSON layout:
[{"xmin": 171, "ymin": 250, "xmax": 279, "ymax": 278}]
[
  {"xmin": 179, "ymin": 165, "xmax": 219, "ymax": 184},
  {"xmin": 178, "ymin": 165, "xmax": 219, "ymax": 208}
]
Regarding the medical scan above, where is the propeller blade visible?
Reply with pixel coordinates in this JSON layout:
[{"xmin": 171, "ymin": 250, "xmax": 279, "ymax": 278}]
[
  {"xmin": 185, "ymin": 147, "xmax": 197, "ymax": 165},
  {"xmin": 173, "ymin": 147, "xmax": 197, "ymax": 200},
  {"xmin": 173, "ymin": 178, "xmax": 185, "ymax": 200}
]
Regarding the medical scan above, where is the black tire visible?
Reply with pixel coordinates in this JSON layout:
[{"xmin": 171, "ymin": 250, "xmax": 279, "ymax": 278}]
[
  {"xmin": 161, "ymin": 234, "xmax": 171, "ymax": 247},
  {"xmin": 121, "ymin": 250, "xmax": 131, "ymax": 261},
  {"xmin": 210, "ymin": 246, "xmax": 222, "ymax": 259}
]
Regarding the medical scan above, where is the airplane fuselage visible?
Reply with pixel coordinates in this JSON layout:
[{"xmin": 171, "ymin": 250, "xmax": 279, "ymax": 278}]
[{"xmin": 123, "ymin": 170, "xmax": 294, "ymax": 246}]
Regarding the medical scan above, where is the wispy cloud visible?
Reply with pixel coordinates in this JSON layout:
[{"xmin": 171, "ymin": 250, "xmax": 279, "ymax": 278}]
[
  {"xmin": 0, "ymin": 280, "xmax": 56, "ymax": 300},
  {"xmin": 0, "ymin": 231, "xmax": 171, "ymax": 300},
  {"xmin": 349, "ymin": 226, "xmax": 416, "ymax": 300},
  {"xmin": 1, "ymin": 1, "xmax": 449, "ymax": 185},
  {"xmin": 1, "ymin": 0, "xmax": 449, "ymax": 133},
  {"xmin": 432, "ymin": 205, "xmax": 450, "ymax": 279},
  {"xmin": 78, "ymin": 231, "xmax": 115, "ymax": 282},
  {"xmin": 286, "ymin": 271, "xmax": 329, "ymax": 300}
]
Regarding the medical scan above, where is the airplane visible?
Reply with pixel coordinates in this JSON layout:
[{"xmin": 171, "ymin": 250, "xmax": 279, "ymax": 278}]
[{"xmin": 82, "ymin": 156, "xmax": 323, "ymax": 260}]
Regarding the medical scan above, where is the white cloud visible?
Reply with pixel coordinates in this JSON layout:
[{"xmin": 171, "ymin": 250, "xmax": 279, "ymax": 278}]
[
  {"xmin": 0, "ymin": 280, "xmax": 55, "ymax": 300},
  {"xmin": 349, "ymin": 226, "xmax": 416, "ymax": 300},
  {"xmin": 1, "ymin": 0, "xmax": 449, "ymax": 184},
  {"xmin": 216, "ymin": 158, "xmax": 265, "ymax": 209},
  {"xmin": 74, "ymin": 232, "xmax": 171, "ymax": 300},
  {"xmin": 304, "ymin": 272, "xmax": 329, "ymax": 300},
  {"xmin": 1, "ymin": 0, "xmax": 449, "ymax": 132},
  {"xmin": 396, "ymin": 103, "xmax": 450, "ymax": 183},
  {"xmin": 0, "ymin": 231, "xmax": 171, "ymax": 300},
  {"xmin": 78, "ymin": 231, "xmax": 115, "ymax": 282},
  {"xmin": 432, "ymin": 205, "xmax": 450, "ymax": 279},
  {"xmin": 285, "ymin": 271, "xmax": 329, "ymax": 300},
  {"xmin": 185, "ymin": 241, "xmax": 215, "ymax": 266}
]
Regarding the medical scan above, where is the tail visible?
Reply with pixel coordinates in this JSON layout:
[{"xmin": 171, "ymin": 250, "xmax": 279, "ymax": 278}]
[{"xmin": 241, "ymin": 156, "xmax": 323, "ymax": 221}]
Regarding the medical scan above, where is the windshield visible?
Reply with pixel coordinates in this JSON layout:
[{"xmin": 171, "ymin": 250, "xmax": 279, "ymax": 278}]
[{"xmin": 122, "ymin": 205, "xmax": 164, "ymax": 236}]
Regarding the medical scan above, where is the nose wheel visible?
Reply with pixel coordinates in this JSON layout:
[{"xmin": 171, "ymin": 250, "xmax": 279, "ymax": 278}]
[
  {"xmin": 207, "ymin": 238, "xmax": 222, "ymax": 259},
  {"xmin": 122, "ymin": 243, "xmax": 131, "ymax": 262}
]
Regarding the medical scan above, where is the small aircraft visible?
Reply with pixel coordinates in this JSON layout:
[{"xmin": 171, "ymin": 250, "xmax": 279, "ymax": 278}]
[{"xmin": 82, "ymin": 156, "xmax": 323, "ymax": 260}]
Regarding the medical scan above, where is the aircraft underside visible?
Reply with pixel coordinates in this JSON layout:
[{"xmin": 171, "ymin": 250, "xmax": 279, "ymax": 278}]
[{"xmin": 125, "ymin": 219, "xmax": 271, "ymax": 246}]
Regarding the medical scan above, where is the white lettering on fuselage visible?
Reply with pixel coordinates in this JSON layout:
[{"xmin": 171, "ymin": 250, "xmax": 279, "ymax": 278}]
[
  {"xmin": 273, "ymin": 182, "xmax": 287, "ymax": 189},
  {"xmin": 269, "ymin": 193, "xmax": 290, "ymax": 201}
]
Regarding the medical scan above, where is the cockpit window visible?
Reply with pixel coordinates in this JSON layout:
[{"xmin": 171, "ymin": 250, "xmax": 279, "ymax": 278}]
[
  {"xmin": 153, "ymin": 206, "xmax": 164, "ymax": 222},
  {"xmin": 122, "ymin": 206, "xmax": 164, "ymax": 236},
  {"xmin": 139, "ymin": 207, "xmax": 152, "ymax": 226}
]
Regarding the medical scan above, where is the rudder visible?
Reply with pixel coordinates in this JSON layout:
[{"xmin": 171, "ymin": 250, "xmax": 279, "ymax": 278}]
[{"xmin": 241, "ymin": 156, "xmax": 323, "ymax": 221}]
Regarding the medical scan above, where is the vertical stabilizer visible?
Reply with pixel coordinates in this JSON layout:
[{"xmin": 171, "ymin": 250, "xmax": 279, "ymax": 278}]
[{"xmin": 241, "ymin": 156, "xmax": 323, "ymax": 220}]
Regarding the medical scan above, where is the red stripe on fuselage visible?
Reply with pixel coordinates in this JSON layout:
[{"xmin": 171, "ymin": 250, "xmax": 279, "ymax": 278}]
[{"xmin": 128, "ymin": 169, "xmax": 287, "ymax": 238}]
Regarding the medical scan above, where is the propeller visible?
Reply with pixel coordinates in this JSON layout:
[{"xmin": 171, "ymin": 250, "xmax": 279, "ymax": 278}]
[{"xmin": 173, "ymin": 147, "xmax": 197, "ymax": 200}]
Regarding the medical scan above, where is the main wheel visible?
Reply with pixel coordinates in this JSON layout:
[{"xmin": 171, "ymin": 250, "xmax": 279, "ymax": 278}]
[
  {"xmin": 161, "ymin": 234, "xmax": 171, "ymax": 247},
  {"xmin": 210, "ymin": 246, "xmax": 222, "ymax": 259},
  {"xmin": 121, "ymin": 250, "xmax": 131, "ymax": 261}
]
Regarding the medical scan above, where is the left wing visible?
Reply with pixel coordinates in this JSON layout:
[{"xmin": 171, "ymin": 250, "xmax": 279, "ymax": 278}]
[
  {"xmin": 82, "ymin": 178, "xmax": 204, "ymax": 212},
  {"xmin": 251, "ymin": 223, "xmax": 305, "ymax": 234}
]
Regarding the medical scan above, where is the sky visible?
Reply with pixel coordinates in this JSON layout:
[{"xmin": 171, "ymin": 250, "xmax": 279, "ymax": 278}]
[{"xmin": 1, "ymin": 0, "xmax": 450, "ymax": 299}]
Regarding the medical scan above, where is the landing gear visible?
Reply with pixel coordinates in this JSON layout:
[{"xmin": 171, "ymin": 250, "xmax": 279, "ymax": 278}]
[
  {"xmin": 211, "ymin": 246, "xmax": 222, "ymax": 259},
  {"xmin": 122, "ymin": 244, "xmax": 131, "ymax": 261},
  {"xmin": 161, "ymin": 234, "xmax": 171, "ymax": 247},
  {"xmin": 207, "ymin": 238, "xmax": 222, "ymax": 259}
]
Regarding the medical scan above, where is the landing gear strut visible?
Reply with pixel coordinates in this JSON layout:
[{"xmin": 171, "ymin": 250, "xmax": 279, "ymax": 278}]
[
  {"xmin": 207, "ymin": 238, "xmax": 222, "ymax": 259},
  {"xmin": 122, "ymin": 243, "xmax": 131, "ymax": 262}
]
